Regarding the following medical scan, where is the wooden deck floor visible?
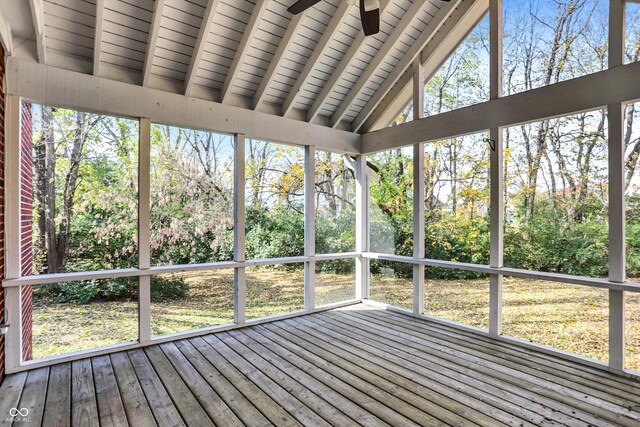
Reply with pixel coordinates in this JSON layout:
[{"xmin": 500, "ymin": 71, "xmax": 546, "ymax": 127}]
[{"xmin": 1, "ymin": 304, "xmax": 640, "ymax": 426}]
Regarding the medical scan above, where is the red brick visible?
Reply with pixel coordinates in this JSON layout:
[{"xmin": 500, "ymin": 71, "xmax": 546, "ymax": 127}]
[
  {"xmin": 20, "ymin": 101, "xmax": 33, "ymax": 361},
  {"xmin": 0, "ymin": 44, "xmax": 5, "ymax": 384}
]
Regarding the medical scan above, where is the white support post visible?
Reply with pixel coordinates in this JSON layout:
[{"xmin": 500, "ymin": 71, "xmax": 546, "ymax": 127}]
[
  {"xmin": 304, "ymin": 146, "xmax": 316, "ymax": 310},
  {"xmin": 5, "ymin": 95, "xmax": 22, "ymax": 371},
  {"xmin": 355, "ymin": 154, "xmax": 370, "ymax": 300},
  {"xmin": 234, "ymin": 134, "xmax": 246, "ymax": 325},
  {"xmin": 138, "ymin": 118, "xmax": 151, "ymax": 343},
  {"xmin": 489, "ymin": 0, "xmax": 503, "ymax": 337},
  {"xmin": 608, "ymin": 0, "xmax": 626, "ymax": 372},
  {"xmin": 413, "ymin": 143, "xmax": 425, "ymax": 315},
  {"xmin": 412, "ymin": 58, "xmax": 425, "ymax": 315},
  {"xmin": 489, "ymin": 125, "xmax": 504, "ymax": 337}
]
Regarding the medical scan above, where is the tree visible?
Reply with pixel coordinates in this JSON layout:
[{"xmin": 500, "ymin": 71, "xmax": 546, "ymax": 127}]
[{"xmin": 33, "ymin": 106, "xmax": 106, "ymax": 273}]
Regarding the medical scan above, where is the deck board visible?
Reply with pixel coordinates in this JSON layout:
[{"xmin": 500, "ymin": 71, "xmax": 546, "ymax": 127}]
[
  {"xmin": 343, "ymin": 308, "xmax": 640, "ymax": 425},
  {"xmin": 305, "ymin": 313, "xmax": 589, "ymax": 426},
  {"xmin": 71, "ymin": 359, "xmax": 100, "ymax": 427},
  {"xmin": 17, "ymin": 367, "xmax": 49, "ymax": 426},
  {"xmin": 92, "ymin": 355, "xmax": 129, "ymax": 427},
  {"xmin": 2, "ymin": 304, "xmax": 640, "ymax": 426},
  {"xmin": 42, "ymin": 363, "xmax": 71, "ymax": 427},
  {"xmin": 109, "ymin": 352, "xmax": 156, "ymax": 427}
]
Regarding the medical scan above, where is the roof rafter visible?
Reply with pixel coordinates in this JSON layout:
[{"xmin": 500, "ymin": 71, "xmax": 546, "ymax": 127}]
[
  {"xmin": 253, "ymin": 12, "xmax": 308, "ymax": 111},
  {"xmin": 330, "ymin": 0, "xmax": 428, "ymax": 129},
  {"xmin": 306, "ymin": 0, "xmax": 392, "ymax": 124},
  {"xmin": 351, "ymin": 0, "xmax": 468, "ymax": 132},
  {"xmin": 281, "ymin": 1, "xmax": 352, "ymax": 117},
  {"xmin": 220, "ymin": 0, "xmax": 269, "ymax": 104},
  {"xmin": 0, "ymin": 10, "xmax": 13, "ymax": 56},
  {"xmin": 142, "ymin": 0, "xmax": 166, "ymax": 87},
  {"xmin": 184, "ymin": 0, "xmax": 221, "ymax": 96},
  {"xmin": 252, "ymin": 10, "xmax": 307, "ymax": 110},
  {"xmin": 93, "ymin": 0, "xmax": 105, "ymax": 76},
  {"xmin": 362, "ymin": 0, "xmax": 487, "ymax": 132},
  {"xmin": 28, "ymin": 0, "xmax": 46, "ymax": 64}
]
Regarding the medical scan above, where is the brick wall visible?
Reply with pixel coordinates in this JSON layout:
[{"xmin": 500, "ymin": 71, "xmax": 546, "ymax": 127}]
[
  {"xmin": 0, "ymin": 44, "xmax": 5, "ymax": 384},
  {"xmin": 0, "ymin": 50, "xmax": 35, "ymax": 379},
  {"xmin": 20, "ymin": 102, "xmax": 33, "ymax": 361}
]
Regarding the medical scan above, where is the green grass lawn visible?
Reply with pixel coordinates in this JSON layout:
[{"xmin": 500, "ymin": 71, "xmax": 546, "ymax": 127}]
[{"xmin": 31, "ymin": 269, "xmax": 639, "ymax": 371}]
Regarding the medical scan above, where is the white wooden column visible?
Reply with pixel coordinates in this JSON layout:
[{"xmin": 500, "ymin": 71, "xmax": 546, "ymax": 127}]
[
  {"xmin": 138, "ymin": 118, "xmax": 151, "ymax": 343},
  {"xmin": 489, "ymin": 0, "xmax": 504, "ymax": 336},
  {"xmin": 412, "ymin": 58, "xmax": 426, "ymax": 315},
  {"xmin": 234, "ymin": 134, "xmax": 247, "ymax": 325},
  {"xmin": 5, "ymin": 95, "xmax": 22, "ymax": 371},
  {"xmin": 355, "ymin": 154, "xmax": 370, "ymax": 300},
  {"xmin": 304, "ymin": 145, "xmax": 316, "ymax": 310},
  {"xmin": 608, "ymin": 0, "xmax": 626, "ymax": 371}
]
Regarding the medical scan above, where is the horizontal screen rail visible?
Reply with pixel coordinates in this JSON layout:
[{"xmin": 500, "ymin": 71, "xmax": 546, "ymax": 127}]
[
  {"xmin": 363, "ymin": 252, "xmax": 640, "ymax": 293},
  {"xmin": 2, "ymin": 252, "xmax": 360, "ymax": 288}
]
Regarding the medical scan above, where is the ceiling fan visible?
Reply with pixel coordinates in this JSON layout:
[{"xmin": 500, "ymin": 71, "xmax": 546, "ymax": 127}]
[
  {"xmin": 288, "ymin": 0, "xmax": 380, "ymax": 36},
  {"xmin": 287, "ymin": 0, "xmax": 451, "ymax": 37}
]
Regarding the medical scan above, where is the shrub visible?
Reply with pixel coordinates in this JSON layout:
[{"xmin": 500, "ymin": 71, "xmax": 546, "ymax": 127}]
[
  {"xmin": 151, "ymin": 276, "xmax": 190, "ymax": 300},
  {"xmin": 245, "ymin": 206, "xmax": 305, "ymax": 260},
  {"xmin": 34, "ymin": 276, "xmax": 189, "ymax": 304}
]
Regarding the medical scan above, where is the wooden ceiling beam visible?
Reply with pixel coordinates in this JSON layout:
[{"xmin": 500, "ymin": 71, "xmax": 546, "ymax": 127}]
[
  {"xmin": 351, "ymin": 0, "xmax": 467, "ymax": 132},
  {"xmin": 28, "ymin": 0, "xmax": 46, "ymax": 64},
  {"xmin": 8, "ymin": 57, "xmax": 362, "ymax": 153},
  {"xmin": 184, "ymin": 0, "xmax": 221, "ymax": 96},
  {"xmin": 362, "ymin": 59, "xmax": 640, "ymax": 152},
  {"xmin": 362, "ymin": 0, "xmax": 487, "ymax": 132},
  {"xmin": 93, "ymin": 0, "xmax": 105, "ymax": 76},
  {"xmin": 142, "ymin": 0, "xmax": 165, "ymax": 87},
  {"xmin": 281, "ymin": 1, "xmax": 352, "ymax": 117},
  {"xmin": 253, "ymin": 12, "xmax": 308, "ymax": 111},
  {"xmin": 306, "ymin": 0, "xmax": 392, "ymax": 124},
  {"xmin": 221, "ymin": 0, "xmax": 269, "ymax": 104},
  {"xmin": 329, "ymin": 0, "xmax": 426, "ymax": 128}
]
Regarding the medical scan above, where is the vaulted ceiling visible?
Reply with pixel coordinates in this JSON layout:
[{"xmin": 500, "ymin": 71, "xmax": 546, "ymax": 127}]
[{"xmin": 0, "ymin": 0, "xmax": 486, "ymax": 133}]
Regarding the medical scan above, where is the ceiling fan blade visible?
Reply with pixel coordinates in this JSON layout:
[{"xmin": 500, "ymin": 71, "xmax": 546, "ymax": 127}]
[
  {"xmin": 287, "ymin": 0, "xmax": 322, "ymax": 14},
  {"xmin": 360, "ymin": 0, "xmax": 380, "ymax": 36}
]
